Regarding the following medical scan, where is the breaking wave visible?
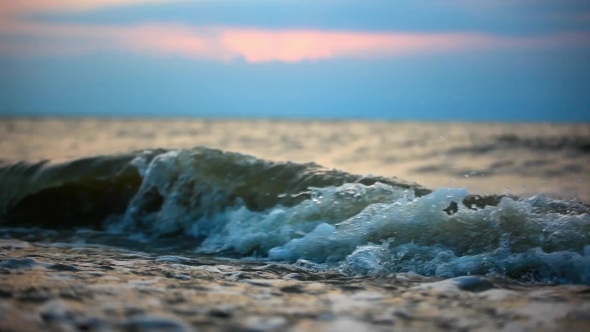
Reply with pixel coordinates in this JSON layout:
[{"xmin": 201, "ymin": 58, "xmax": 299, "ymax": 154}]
[{"xmin": 1, "ymin": 147, "xmax": 589, "ymax": 284}]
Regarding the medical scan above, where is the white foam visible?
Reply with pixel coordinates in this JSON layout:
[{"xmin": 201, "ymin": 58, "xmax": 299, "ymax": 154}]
[{"xmin": 120, "ymin": 173, "xmax": 590, "ymax": 283}]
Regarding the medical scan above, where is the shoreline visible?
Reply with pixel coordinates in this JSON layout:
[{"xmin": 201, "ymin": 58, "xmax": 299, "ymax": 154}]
[{"xmin": 1, "ymin": 239, "xmax": 590, "ymax": 332}]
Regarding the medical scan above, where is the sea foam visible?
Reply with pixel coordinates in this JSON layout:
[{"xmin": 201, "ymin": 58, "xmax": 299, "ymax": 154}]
[{"xmin": 190, "ymin": 184, "xmax": 590, "ymax": 283}]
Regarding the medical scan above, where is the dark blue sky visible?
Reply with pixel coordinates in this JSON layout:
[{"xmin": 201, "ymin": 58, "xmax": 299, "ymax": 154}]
[{"xmin": 1, "ymin": 0, "xmax": 589, "ymax": 121}]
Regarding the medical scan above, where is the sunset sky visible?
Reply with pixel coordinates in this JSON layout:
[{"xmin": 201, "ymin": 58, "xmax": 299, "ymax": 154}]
[{"xmin": 1, "ymin": 0, "xmax": 589, "ymax": 121}]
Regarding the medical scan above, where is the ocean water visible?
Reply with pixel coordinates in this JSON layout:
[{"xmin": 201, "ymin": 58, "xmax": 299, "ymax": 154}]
[{"xmin": 1, "ymin": 119, "xmax": 589, "ymax": 284}]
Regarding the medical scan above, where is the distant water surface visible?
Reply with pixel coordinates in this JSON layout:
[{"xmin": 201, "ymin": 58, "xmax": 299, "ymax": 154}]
[{"xmin": 1, "ymin": 118, "xmax": 588, "ymax": 200}]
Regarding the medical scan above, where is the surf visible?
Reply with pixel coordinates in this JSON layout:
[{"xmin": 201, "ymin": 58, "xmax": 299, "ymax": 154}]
[{"xmin": 1, "ymin": 147, "xmax": 588, "ymax": 284}]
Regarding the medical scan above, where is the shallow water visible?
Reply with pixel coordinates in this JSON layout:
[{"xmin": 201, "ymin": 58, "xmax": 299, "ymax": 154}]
[{"xmin": 1, "ymin": 124, "xmax": 589, "ymax": 284}]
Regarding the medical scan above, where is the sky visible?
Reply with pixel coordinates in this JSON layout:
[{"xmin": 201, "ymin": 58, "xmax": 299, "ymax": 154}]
[{"xmin": 0, "ymin": 0, "xmax": 589, "ymax": 121}]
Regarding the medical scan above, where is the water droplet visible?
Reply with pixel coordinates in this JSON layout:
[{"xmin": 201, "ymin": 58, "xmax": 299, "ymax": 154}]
[
  {"xmin": 452, "ymin": 177, "xmax": 457, "ymax": 181},
  {"xmin": 439, "ymin": 135, "xmax": 445, "ymax": 140},
  {"xmin": 464, "ymin": 174, "xmax": 469, "ymax": 178},
  {"xmin": 521, "ymin": 185, "xmax": 526, "ymax": 190},
  {"xmin": 440, "ymin": 153, "xmax": 446, "ymax": 158},
  {"xmin": 310, "ymin": 191, "xmax": 324, "ymax": 203}
]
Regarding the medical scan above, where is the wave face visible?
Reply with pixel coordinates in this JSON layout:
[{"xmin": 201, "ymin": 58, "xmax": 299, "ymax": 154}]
[{"xmin": 1, "ymin": 147, "xmax": 589, "ymax": 284}]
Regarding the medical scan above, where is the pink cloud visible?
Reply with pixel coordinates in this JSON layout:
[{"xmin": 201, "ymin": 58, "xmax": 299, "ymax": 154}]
[
  {"xmin": 220, "ymin": 30, "xmax": 496, "ymax": 63},
  {"xmin": 0, "ymin": 21, "xmax": 213, "ymax": 57},
  {"xmin": 1, "ymin": 20, "xmax": 590, "ymax": 63},
  {"xmin": 223, "ymin": 30, "xmax": 590, "ymax": 63},
  {"xmin": 0, "ymin": 0, "xmax": 188, "ymax": 15}
]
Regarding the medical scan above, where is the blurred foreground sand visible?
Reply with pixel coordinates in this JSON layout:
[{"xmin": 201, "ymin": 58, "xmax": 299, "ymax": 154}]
[{"xmin": 1, "ymin": 118, "xmax": 589, "ymax": 201}]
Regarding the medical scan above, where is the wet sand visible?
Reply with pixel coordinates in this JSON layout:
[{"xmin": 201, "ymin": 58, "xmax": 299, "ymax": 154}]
[{"xmin": 1, "ymin": 240, "xmax": 590, "ymax": 332}]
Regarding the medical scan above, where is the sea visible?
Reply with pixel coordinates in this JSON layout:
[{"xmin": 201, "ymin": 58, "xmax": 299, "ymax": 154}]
[{"xmin": 1, "ymin": 118, "xmax": 590, "ymax": 284}]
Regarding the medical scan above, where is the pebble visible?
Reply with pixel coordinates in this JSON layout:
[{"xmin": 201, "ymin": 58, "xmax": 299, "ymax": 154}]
[
  {"xmin": 411, "ymin": 276, "xmax": 495, "ymax": 293},
  {"xmin": 124, "ymin": 316, "xmax": 190, "ymax": 332},
  {"xmin": 0, "ymin": 258, "xmax": 41, "ymax": 269}
]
